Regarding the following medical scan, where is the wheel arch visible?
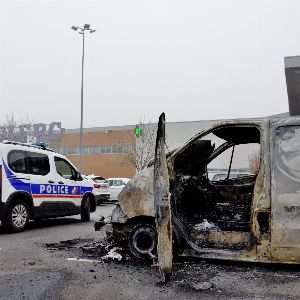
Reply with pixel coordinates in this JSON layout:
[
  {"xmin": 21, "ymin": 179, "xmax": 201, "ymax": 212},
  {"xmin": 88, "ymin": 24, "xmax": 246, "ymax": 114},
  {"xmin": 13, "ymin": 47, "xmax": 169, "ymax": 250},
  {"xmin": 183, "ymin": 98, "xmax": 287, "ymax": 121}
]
[
  {"xmin": 125, "ymin": 215, "xmax": 156, "ymax": 227},
  {"xmin": 125, "ymin": 215, "xmax": 184, "ymax": 250},
  {"xmin": 82, "ymin": 192, "xmax": 96, "ymax": 212},
  {"xmin": 1, "ymin": 191, "xmax": 33, "ymax": 220}
]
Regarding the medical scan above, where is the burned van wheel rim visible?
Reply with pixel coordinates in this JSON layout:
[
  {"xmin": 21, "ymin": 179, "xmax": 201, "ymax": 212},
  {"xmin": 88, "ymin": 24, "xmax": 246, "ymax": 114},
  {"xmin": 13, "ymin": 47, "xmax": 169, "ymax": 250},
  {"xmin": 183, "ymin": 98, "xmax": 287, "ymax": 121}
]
[
  {"xmin": 130, "ymin": 225, "xmax": 157, "ymax": 256},
  {"xmin": 11, "ymin": 204, "xmax": 27, "ymax": 228}
]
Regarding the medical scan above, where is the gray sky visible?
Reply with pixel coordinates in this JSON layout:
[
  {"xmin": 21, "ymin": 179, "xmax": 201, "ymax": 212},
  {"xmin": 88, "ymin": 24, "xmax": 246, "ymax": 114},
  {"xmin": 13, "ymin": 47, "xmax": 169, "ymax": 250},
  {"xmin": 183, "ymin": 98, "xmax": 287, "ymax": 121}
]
[{"xmin": 0, "ymin": 0, "xmax": 299, "ymax": 129}]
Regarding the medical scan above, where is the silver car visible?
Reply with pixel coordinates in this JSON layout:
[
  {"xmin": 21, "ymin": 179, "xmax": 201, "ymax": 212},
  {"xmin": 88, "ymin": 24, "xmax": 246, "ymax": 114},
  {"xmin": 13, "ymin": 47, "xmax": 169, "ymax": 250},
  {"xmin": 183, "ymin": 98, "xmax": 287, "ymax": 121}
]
[
  {"xmin": 87, "ymin": 175, "xmax": 110, "ymax": 205},
  {"xmin": 107, "ymin": 178, "xmax": 130, "ymax": 201}
]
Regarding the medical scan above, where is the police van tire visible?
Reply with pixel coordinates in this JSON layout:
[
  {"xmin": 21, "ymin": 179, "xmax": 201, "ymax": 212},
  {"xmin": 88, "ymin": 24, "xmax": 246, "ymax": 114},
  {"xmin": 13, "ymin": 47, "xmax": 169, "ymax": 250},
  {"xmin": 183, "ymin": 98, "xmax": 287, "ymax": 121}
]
[
  {"xmin": 81, "ymin": 198, "xmax": 90, "ymax": 222},
  {"xmin": 3, "ymin": 199, "xmax": 29, "ymax": 233}
]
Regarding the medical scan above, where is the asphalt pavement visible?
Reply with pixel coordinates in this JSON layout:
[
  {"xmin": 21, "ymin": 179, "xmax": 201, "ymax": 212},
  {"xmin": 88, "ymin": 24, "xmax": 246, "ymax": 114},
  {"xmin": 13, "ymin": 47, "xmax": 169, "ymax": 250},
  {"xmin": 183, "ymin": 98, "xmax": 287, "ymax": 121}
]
[{"xmin": 0, "ymin": 203, "xmax": 300, "ymax": 300}]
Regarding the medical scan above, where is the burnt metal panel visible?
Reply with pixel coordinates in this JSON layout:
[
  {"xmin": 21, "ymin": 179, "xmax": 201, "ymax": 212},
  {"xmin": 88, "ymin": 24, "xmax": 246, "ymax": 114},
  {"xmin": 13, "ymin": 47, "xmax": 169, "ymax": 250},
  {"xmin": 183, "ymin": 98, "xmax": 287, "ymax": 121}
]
[
  {"xmin": 270, "ymin": 118, "xmax": 300, "ymax": 263},
  {"xmin": 154, "ymin": 113, "xmax": 173, "ymax": 282}
]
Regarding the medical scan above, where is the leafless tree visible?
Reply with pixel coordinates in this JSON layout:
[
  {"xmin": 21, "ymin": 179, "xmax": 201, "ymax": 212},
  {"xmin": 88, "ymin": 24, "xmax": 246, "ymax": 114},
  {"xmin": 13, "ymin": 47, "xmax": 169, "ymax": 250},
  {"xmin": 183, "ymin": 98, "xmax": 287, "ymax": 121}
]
[
  {"xmin": 248, "ymin": 149, "xmax": 260, "ymax": 174},
  {"xmin": 117, "ymin": 119, "xmax": 157, "ymax": 172},
  {"xmin": 0, "ymin": 114, "xmax": 18, "ymax": 141}
]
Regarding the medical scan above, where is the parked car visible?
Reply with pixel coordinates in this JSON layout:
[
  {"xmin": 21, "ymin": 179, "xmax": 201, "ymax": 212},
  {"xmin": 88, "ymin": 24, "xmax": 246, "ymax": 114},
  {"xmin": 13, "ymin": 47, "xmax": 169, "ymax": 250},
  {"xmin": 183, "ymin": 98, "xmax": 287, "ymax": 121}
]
[
  {"xmin": 106, "ymin": 178, "xmax": 130, "ymax": 201},
  {"xmin": 82, "ymin": 175, "xmax": 98, "ymax": 201},
  {"xmin": 0, "ymin": 141, "xmax": 96, "ymax": 232},
  {"xmin": 87, "ymin": 175, "xmax": 110, "ymax": 205},
  {"xmin": 108, "ymin": 113, "xmax": 300, "ymax": 281}
]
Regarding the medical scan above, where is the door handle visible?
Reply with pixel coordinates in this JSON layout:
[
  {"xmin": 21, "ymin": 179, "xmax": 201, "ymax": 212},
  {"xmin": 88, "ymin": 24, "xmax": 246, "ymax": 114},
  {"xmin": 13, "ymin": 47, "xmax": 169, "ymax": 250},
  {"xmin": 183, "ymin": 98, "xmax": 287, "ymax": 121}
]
[
  {"xmin": 48, "ymin": 180, "xmax": 55, "ymax": 183},
  {"xmin": 58, "ymin": 181, "xmax": 64, "ymax": 184}
]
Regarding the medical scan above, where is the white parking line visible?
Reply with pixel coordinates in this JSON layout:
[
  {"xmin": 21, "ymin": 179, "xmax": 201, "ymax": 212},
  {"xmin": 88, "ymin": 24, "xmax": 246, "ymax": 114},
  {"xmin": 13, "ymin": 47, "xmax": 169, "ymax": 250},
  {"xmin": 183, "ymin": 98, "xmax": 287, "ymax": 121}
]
[{"xmin": 67, "ymin": 257, "xmax": 101, "ymax": 263}]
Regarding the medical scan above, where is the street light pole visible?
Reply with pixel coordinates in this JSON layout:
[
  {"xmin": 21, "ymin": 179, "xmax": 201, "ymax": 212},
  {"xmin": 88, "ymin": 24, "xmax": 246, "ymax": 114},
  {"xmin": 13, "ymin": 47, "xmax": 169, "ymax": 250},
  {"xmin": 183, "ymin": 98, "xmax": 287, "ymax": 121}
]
[
  {"xmin": 79, "ymin": 29, "xmax": 85, "ymax": 175},
  {"xmin": 71, "ymin": 24, "xmax": 96, "ymax": 174}
]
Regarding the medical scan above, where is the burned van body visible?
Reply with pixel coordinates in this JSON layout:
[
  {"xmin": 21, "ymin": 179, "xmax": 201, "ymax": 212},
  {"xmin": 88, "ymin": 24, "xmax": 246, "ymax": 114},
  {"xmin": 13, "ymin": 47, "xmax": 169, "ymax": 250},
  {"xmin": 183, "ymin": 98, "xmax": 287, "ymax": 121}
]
[{"xmin": 109, "ymin": 115, "xmax": 300, "ymax": 278}]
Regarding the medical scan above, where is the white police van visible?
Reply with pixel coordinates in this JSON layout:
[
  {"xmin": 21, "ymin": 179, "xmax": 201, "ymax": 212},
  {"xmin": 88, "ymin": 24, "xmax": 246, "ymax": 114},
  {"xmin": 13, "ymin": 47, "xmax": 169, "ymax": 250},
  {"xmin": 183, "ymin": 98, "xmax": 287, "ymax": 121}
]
[{"xmin": 0, "ymin": 141, "xmax": 96, "ymax": 232}]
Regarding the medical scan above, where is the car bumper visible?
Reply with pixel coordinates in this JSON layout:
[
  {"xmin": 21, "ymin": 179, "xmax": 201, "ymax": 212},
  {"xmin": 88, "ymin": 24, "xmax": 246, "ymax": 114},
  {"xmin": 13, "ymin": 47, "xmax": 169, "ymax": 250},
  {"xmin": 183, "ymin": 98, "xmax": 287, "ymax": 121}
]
[{"xmin": 95, "ymin": 194, "xmax": 110, "ymax": 204}]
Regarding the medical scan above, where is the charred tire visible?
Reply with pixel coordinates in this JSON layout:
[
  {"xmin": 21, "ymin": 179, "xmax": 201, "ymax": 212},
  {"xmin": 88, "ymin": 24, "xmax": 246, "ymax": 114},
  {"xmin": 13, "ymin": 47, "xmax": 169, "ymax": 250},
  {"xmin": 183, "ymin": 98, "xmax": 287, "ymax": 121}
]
[
  {"xmin": 81, "ymin": 197, "xmax": 90, "ymax": 222},
  {"xmin": 2, "ymin": 199, "xmax": 29, "ymax": 233},
  {"xmin": 128, "ymin": 224, "xmax": 158, "ymax": 260}
]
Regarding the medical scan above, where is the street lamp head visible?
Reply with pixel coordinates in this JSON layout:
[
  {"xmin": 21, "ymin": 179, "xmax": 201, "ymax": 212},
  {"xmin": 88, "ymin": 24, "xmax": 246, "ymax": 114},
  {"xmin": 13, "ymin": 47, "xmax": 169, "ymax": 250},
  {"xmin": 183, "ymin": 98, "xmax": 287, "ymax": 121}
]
[
  {"xmin": 71, "ymin": 26, "xmax": 78, "ymax": 31},
  {"xmin": 90, "ymin": 30, "xmax": 96, "ymax": 33},
  {"xmin": 84, "ymin": 24, "xmax": 90, "ymax": 30}
]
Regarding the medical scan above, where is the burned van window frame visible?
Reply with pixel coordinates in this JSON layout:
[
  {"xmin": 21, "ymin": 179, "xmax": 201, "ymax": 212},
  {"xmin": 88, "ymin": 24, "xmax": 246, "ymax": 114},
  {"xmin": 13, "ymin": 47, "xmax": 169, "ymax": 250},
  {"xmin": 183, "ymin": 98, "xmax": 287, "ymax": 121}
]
[
  {"xmin": 27, "ymin": 151, "xmax": 50, "ymax": 176},
  {"xmin": 173, "ymin": 124, "xmax": 261, "ymax": 177},
  {"xmin": 8, "ymin": 150, "xmax": 27, "ymax": 173}
]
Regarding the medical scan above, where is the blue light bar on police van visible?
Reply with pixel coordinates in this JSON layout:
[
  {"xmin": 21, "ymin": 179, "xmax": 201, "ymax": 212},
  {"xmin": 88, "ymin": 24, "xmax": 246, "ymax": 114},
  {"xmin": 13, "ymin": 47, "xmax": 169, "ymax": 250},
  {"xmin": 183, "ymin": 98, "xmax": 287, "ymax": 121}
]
[{"xmin": 32, "ymin": 142, "xmax": 48, "ymax": 148}]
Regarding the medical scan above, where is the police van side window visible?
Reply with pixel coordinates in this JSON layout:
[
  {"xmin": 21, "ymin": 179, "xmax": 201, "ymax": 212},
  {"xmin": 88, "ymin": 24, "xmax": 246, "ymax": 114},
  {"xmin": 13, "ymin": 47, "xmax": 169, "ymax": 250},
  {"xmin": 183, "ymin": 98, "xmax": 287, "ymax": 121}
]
[
  {"xmin": 8, "ymin": 150, "xmax": 26, "ymax": 173},
  {"xmin": 54, "ymin": 157, "xmax": 77, "ymax": 180},
  {"xmin": 27, "ymin": 151, "xmax": 50, "ymax": 176}
]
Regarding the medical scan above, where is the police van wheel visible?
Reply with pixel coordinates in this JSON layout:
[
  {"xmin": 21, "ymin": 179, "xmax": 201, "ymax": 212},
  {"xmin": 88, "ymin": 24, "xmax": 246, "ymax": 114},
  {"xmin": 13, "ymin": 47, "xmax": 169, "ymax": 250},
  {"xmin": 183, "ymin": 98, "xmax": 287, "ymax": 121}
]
[
  {"xmin": 3, "ymin": 200, "xmax": 29, "ymax": 233},
  {"xmin": 81, "ymin": 198, "xmax": 90, "ymax": 222}
]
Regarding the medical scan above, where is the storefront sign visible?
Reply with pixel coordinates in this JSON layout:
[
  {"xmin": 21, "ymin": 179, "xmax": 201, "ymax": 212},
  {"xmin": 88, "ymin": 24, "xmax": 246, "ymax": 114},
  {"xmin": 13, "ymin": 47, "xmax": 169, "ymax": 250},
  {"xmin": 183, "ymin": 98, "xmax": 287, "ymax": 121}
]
[{"xmin": 0, "ymin": 122, "xmax": 63, "ymax": 143}]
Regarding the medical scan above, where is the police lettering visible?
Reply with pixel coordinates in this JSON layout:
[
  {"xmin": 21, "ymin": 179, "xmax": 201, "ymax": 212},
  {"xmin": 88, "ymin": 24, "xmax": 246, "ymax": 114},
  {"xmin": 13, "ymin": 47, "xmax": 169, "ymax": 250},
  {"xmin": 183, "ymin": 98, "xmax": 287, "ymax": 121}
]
[{"xmin": 39, "ymin": 184, "xmax": 70, "ymax": 194}]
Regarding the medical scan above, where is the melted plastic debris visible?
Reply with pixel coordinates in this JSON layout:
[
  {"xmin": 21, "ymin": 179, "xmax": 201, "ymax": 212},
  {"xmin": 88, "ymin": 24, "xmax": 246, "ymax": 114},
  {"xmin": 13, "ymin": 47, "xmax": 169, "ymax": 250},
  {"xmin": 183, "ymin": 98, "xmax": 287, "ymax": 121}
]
[
  {"xmin": 102, "ymin": 247, "xmax": 123, "ymax": 262},
  {"xmin": 94, "ymin": 215, "xmax": 112, "ymax": 231}
]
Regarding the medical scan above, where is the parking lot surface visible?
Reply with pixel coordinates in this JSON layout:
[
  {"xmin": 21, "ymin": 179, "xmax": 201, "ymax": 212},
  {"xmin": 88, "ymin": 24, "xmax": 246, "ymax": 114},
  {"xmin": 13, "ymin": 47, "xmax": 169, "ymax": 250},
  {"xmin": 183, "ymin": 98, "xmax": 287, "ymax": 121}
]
[{"xmin": 0, "ymin": 203, "xmax": 300, "ymax": 300}]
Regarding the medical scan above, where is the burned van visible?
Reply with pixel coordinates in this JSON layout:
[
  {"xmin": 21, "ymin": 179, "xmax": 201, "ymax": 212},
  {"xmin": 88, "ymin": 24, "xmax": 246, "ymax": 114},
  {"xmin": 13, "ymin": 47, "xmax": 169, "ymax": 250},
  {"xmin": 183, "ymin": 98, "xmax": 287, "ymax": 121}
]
[{"xmin": 108, "ymin": 113, "xmax": 300, "ymax": 279}]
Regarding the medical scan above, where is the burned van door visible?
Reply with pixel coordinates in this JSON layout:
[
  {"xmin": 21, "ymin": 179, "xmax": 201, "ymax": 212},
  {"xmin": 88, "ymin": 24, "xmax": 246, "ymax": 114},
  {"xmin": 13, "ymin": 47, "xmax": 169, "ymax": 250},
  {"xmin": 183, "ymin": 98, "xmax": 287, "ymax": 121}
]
[
  {"xmin": 270, "ymin": 120, "xmax": 300, "ymax": 263},
  {"xmin": 154, "ymin": 112, "xmax": 173, "ymax": 282}
]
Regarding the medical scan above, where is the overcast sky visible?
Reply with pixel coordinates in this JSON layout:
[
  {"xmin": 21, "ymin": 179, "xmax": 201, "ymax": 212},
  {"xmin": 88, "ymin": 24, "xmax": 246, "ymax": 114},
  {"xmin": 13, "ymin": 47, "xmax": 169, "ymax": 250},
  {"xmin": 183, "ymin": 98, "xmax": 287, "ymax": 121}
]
[{"xmin": 0, "ymin": 0, "xmax": 299, "ymax": 129}]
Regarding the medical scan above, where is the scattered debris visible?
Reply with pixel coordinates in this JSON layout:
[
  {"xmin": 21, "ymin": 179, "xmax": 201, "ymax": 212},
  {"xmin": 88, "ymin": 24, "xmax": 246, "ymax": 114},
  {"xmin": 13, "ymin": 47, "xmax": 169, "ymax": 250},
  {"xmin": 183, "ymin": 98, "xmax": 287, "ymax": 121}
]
[
  {"xmin": 104, "ymin": 216, "xmax": 112, "ymax": 224},
  {"xmin": 191, "ymin": 281, "xmax": 213, "ymax": 291},
  {"xmin": 43, "ymin": 237, "xmax": 300, "ymax": 293},
  {"xmin": 45, "ymin": 237, "xmax": 134, "ymax": 263},
  {"xmin": 80, "ymin": 241, "xmax": 110, "ymax": 256},
  {"xmin": 45, "ymin": 239, "xmax": 92, "ymax": 251},
  {"xmin": 94, "ymin": 216, "xmax": 112, "ymax": 231},
  {"xmin": 102, "ymin": 248, "xmax": 122, "ymax": 262},
  {"xmin": 94, "ymin": 217, "xmax": 105, "ymax": 231}
]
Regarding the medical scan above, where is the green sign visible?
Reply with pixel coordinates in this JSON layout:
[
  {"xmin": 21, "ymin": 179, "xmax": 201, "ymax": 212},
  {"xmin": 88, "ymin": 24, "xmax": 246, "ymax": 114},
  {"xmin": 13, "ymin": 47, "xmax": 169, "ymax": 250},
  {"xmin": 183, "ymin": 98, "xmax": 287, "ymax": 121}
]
[{"xmin": 135, "ymin": 126, "xmax": 141, "ymax": 137}]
